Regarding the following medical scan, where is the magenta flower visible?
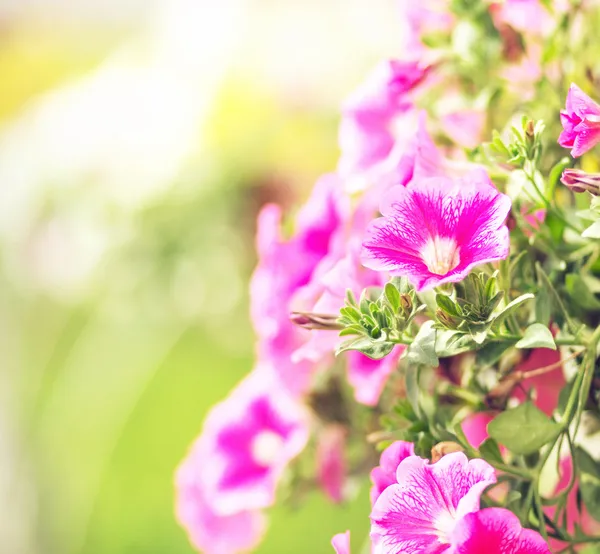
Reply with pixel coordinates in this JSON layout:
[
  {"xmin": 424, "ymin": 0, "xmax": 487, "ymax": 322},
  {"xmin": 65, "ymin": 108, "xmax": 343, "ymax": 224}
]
[
  {"xmin": 317, "ymin": 425, "xmax": 347, "ymax": 504},
  {"xmin": 450, "ymin": 508, "xmax": 550, "ymax": 553},
  {"xmin": 250, "ymin": 173, "xmax": 347, "ymax": 394},
  {"xmin": 338, "ymin": 60, "xmax": 429, "ymax": 177},
  {"xmin": 370, "ymin": 440, "xmax": 415, "ymax": 505},
  {"xmin": 175, "ymin": 448, "xmax": 266, "ymax": 554},
  {"xmin": 361, "ymin": 171, "xmax": 511, "ymax": 291},
  {"xmin": 194, "ymin": 368, "xmax": 309, "ymax": 516},
  {"xmin": 331, "ymin": 531, "xmax": 351, "ymax": 554},
  {"xmin": 559, "ymin": 83, "xmax": 600, "ymax": 158},
  {"xmin": 371, "ymin": 452, "xmax": 496, "ymax": 553}
]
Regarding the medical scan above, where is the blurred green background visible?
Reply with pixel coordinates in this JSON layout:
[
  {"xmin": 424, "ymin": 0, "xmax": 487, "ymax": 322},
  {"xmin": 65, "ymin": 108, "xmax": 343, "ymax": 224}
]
[{"xmin": 0, "ymin": 1, "xmax": 402, "ymax": 552}]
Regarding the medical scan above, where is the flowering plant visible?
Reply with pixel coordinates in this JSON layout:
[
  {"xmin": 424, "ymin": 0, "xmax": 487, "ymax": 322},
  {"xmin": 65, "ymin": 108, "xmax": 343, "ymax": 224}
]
[{"xmin": 176, "ymin": 1, "xmax": 600, "ymax": 552}]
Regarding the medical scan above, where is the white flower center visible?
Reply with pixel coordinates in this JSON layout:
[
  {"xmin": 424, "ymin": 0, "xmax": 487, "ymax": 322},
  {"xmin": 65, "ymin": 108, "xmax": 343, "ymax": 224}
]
[
  {"xmin": 251, "ymin": 430, "xmax": 284, "ymax": 467},
  {"xmin": 421, "ymin": 236, "xmax": 460, "ymax": 275},
  {"xmin": 434, "ymin": 510, "xmax": 457, "ymax": 544}
]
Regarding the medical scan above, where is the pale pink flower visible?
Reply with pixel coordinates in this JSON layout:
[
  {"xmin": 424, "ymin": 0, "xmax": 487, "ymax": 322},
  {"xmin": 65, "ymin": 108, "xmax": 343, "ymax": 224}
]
[
  {"xmin": 370, "ymin": 440, "xmax": 415, "ymax": 505},
  {"xmin": 332, "ymin": 530, "xmax": 351, "ymax": 554},
  {"xmin": 440, "ymin": 110, "xmax": 486, "ymax": 149},
  {"xmin": 371, "ymin": 452, "xmax": 497, "ymax": 552},
  {"xmin": 559, "ymin": 83, "xmax": 600, "ymax": 158},
  {"xmin": 361, "ymin": 171, "xmax": 512, "ymax": 291},
  {"xmin": 175, "ymin": 449, "xmax": 266, "ymax": 554},
  {"xmin": 396, "ymin": 0, "xmax": 454, "ymax": 56},
  {"xmin": 450, "ymin": 508, "xmax": 550, "ymax": 553},
  {"xmin": 490, "ymin": 0, "xmax": 553, "ymax": 36},
  {"xmin": 338, "ymin": 61, "xmax": 430, "ymax": 178},
  {"xmin": 250, "ymin": 173, "xmax": 347, "ymax": 394},
  {"xmin": 317, "ymin": 425, "xmax": 347, "ymax": 504},
  {"xmin": 196, "ymin": 367, "xmax": 309, "ymax": 516}
]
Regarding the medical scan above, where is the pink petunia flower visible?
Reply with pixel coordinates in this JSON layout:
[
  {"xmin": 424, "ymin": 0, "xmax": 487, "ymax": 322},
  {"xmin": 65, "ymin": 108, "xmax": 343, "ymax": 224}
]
[
  {"xmin": 361, "ymin": 170, "xmax": 512, "ymax": 291},
  {"xmin": 338, "ymin": 60, "xmax": 430, "ymax": 179},
  {"xmin": 370, "ymin": 440, "xmax": 415, "ymax": 505},
  {"xmin": 490, "ymin": 0, "xmax": 553, "ymax": 36},
  {"xmin": 175, "ymin": 449, "xmax": 266, "ymax": 554},
  {"xmin": 331, "ymin": 530, "xmax": 351, "ymax": 554},
  {"xmin": 317, "ymin": 425, "xmax": 347, "ymax": 504},
  {"xmin": 371, "ymin": 452, "xmax": 497, "ymax": 553},
  {"xmin": 559, "ymin": 83, "xmax": 600, "ymax": 158},
  {"xmin": 250, "ymin": 173, "xmax": 347, "ymax": 394},
  {"xmin": 194, "ymin": 367, "xmax": 309, "ymax": 516},
  {"xmin": 449, "ymin": 508, "xmax": 550, "ymax": 553}
]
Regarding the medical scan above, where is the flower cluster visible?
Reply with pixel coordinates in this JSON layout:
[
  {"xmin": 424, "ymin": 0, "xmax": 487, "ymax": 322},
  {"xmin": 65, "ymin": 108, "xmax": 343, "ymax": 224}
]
[{"xmin": 176, "ymin": 1, "xmax": 600, "ymax": 553}]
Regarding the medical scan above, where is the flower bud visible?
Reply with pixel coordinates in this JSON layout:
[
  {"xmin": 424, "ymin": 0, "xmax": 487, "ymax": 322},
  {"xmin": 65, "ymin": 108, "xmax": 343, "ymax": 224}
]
[
  {"xmin": 399, "ymin": 293, "xmax": 413, "ymax": 314},
  {"xmin": 431, "ymin": 441, "xmax": 464, "ymax": 463},
  {"xmin": 290, "ymin": 312, "xmax": 342, "ymax": 330},
  {"xmin": 561, "ymin": 168, "xmax": 600, "ymax": 195}
]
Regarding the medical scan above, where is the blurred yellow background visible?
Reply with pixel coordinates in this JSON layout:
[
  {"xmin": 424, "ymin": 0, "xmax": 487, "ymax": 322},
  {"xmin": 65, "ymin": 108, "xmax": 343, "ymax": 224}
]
[{"xmin": 0, "ymin": 1, "xmax": 401, "ymax": 552}]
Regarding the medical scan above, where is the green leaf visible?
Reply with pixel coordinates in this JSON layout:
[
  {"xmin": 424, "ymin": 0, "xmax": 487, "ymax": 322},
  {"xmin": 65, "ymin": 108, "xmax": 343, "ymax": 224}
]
[
  {"xmin": 477, "ymin": 341, "xmax": 514, "ymax": 367},
  {"xmin": 435, "ymin": 330, "xmax": 476, "ymax": 358},
  {"xmin": 546, "ymin": 157, "xmax": 571, "ymax": 202},
  {"xmin": 583, "ymin": 220, "xmax": 600, "ymax": 239},
  {"xmin": 491, "ymin": 293, "xmax": 535, "ymax": 331},
  {"xmin": 488, "ymin": 401, "xmax": 561, "ymax": 455},
  {"xmin": 336, "ymin": 337, "xmax": 395, "ymax": 360},
  {"xmin": 566, "ymin": 274, "xmax": 600, "ymax": 311},
  {"xmin": 479, "ymin": 437, "xmax": 504, "ymax": 464},
  {"xmin": 385, "ymin": 282, "xmax": 401, "ymax": 312},
  {"xmin": 436, "ymin": 293, "xmax": 459, "ymax": 316},
  {"xmin": 405, "ymin": 365, "xmax": 421, "ymax": 417},
  {"xmin": 515, "ymin": 323, "xmax": 556, "ymax": 350},
  {"xmin": 545, "ymin": 211, "xmax": 566, "ymax": 243},
  {"xmin": 575, "ymin": 448, "xmax": 600, "ymax": 522},
  {"xmin": 406, "ymin": 321, "xmax": 438, "ymax": 367}
]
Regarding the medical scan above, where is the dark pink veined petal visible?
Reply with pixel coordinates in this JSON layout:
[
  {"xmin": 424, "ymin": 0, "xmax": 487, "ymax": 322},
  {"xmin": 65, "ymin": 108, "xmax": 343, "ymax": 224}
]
[
  {"xmin": 370, "ymin": 440, "xmax": 415, "ymax": 504},
  {"xmin": 370, "ymin": 453, "xmax": 496, "ymax": 553},
  {"xmin": 449, "ymin": 508, "xmax": 550, "ymax": 554}
]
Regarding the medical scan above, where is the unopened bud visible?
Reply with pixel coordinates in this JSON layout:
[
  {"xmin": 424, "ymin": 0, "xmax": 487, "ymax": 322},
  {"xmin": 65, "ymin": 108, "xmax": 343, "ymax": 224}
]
[
  {"xmin": 399, "ymin": 293, "xmax": 413, "ymax": 314},
  {"xmin": 290, "ymin": 312, "xmax": 342, "ymax": 330},
  {"xmin": 561, "ymin": 168, "xmax": 600, "ymax": 195},
  {"xmin": 431, "ymin": 441, "xmax": 464, "ymax": 463},
  {"xmin": 436, "ymin": 309, "xmax": 460, "ymax": 329}
]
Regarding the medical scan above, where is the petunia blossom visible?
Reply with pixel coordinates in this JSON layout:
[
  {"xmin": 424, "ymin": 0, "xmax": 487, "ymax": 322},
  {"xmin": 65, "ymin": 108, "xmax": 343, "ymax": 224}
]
[
  {"xmin": 559, "ymin": 83, "xmax": 600, "ymax": 158},
  {"xmin": 331, "ymin": 530, "xmax": 351, "ymax": 554},
  {"xmin": 175, "ymin": 446, "xmax": 266, "ymax": 554},
  {"xmin": 361, "ymin": 170, "xmax": 511, "ymax": 291},
  {"xmin": 449, "ymin": 508, "xmax": 550, "ymax": 554},
  {"xmin": 338, "ymin": 60, "xmax": 430, "ymax": 179},
  {"xmin": 195, "ymin": 367, "xmax": 309, "ymax": 516},
  {"xmin": 317, "ymin": 425, "xmax": 347, "ymax": 504},
  {"xmin": 370, "ymin": 440, "xmax": 415, "ymax": 505},
  {"xmin": 371, "ymin": 452, "xmax": 497, "ymax": 553},
  {"xmin": 250, "ymin": 173, "xmax": 347, "ymax": 394}
]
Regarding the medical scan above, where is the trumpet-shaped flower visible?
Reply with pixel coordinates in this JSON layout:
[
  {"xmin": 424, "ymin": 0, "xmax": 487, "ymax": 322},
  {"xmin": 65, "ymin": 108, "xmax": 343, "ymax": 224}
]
[
  {"xmin": 175, "ymin": 448, "xmax": 266, "ymax": 554},
  {"xmin": 361, "ymin": 171, "xmax": 511, "ymax": 291},
  {"xmin": 559, "ymin": 84, "xmax": 600, "ymax": 158},
  {"xmin": 338, "ymin": 60, "xmax": 429, "ymax": 178},
  {"xmin": 250, "ymin": 173, "xmax": 347, "ymax": 394},
  {"xmin": 371, "ymin": 452, "xmax": 497, "ymax": 553},
  {"xmin": 370, "ymin": 440, "xmax": 415, "ymax": 504},
  {"xmin": 193, "ymin": 367, "xmax": 309, "ymax": 516},
  {"xmin": 450, "ymin": 508, "xmax": 550, "ymax": 554}
]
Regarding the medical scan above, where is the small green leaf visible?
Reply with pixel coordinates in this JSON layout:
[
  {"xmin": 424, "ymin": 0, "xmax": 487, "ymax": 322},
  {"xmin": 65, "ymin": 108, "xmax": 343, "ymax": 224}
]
[
  {"xmin": 479, "ymin": 438, "xmax": 504, "ymax": 464},
  {"xmin": 336, "ymin": 337, "xmax": 395, "ymax": 360},
  {"xmin": 583, "ymin": 220, "xmax": 600, "ymax": 239},
  {"xmin": 515, "ymin": 323, "xmax": 556, "ymax": 350},
  {"xmin": 491, "ymin": 293, "xmax": 535, "ymax": 330},
  {"xmin": 547, "ymin": 157, "xmax": 571, "ymax": 201},
  {"xmin": 385, "ymin": 282, "xmax": 401, "ymax": 312},
  {"xmin": 566, "ymin": 274, "xmax": 600, "ymax": 311},
  {"xmin": 436, "ymin": 293, "xmax": 459, "ymax": 316},
  {"xmin": 406, "ymin": 321, "xmax": 438, "ymax": 367},
  {"xmin": 575, "ymin": 448, "xmax": 600, "ymax": 522},
  {"xmin": 405, "ymin": 365, "xmax": 421, "ymax": 416},
  {"xmin": 488, "ymin": 401, "xmax": 561, "ymax": 455}
]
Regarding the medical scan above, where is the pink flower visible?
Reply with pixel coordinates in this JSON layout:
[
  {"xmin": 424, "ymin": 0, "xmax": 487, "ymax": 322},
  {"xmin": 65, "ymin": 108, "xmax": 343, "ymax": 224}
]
[
  {"xmin": 175, "ymin": 449, "xmax": 266, "ymax": 554},
  {"xmin": 371, "ymin": 452, "xmax": 497, "ymax": 552},
  {"xmin": 450, "ymin": 508, "xmax": 550, "ymax": 553},
  {"xmin": 490, "ymin": 0, "xmax": 553, "ymax": 36},
  {"xmin": 396, "ymin": 0, "xmax": 454, "ymax": 56},
  {"xmin": 440, "ymin": 110, "xmax": 486, "ymax": 149},
  {"xmin": 317, "ymin": 425, "xmax": 347, "ymax": 503},
  {"xmin": 461, "ymin": 412, "xmax": 497, "ymax": 450},
  {"xmin": 331, "ymin": 531, "xmax": 351, "ymax": 554},
  {"xmin": 250, "ymin": 173, "xmax": 347, "ymax": 394},
  {"xmin": 194, "ymin": 367, "xmax": 309, "ymax": 515},
  {"xmin": 361, "ymin": 171, "xmax": 512, "ymax": 291},
  {"xmin": 559, "ymin": 83, "xmax": 600, "ymax": 158},
  {"xmin": 370, "ymin": 440, "xmax": 415, "ymax": 505},
  {"xmin": 338, "ymin": 61, "xmax": 429, "ymax": 178}
]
